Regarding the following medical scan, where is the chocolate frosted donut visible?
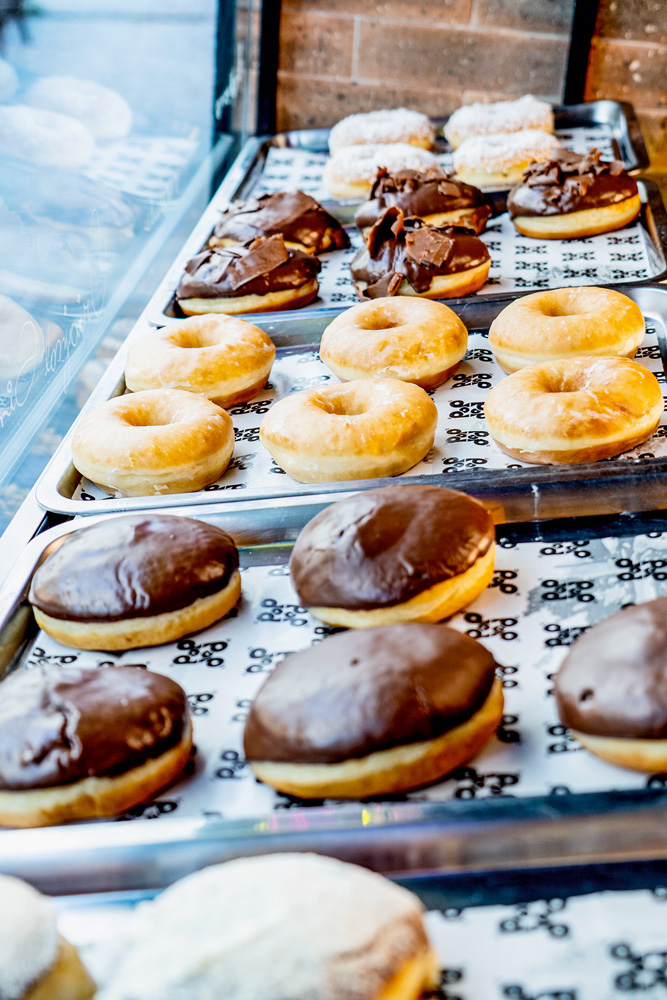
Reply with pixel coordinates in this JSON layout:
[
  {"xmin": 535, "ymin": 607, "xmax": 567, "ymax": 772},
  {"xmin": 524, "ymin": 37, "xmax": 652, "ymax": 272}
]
[
  {"xmin": 555, "ymin": 598, "xmax": 667, "ymax": 771},
  {"xmin": 209, "ymin": 190, "xmax": 350, "ymax": 254},
  {"xmin": 175, "ymin": 234, "xmax": 321, "ymax": 316},
  {"xmin": 0, "ymin": 665, "xmax": 192, "ymax": 826},
  {"xmin": 355, "ymin": 167, "xmax": 491, "ymax": 237},
  {"xmin": 507, "ymin": 148, "xmax": 640, "ymax": 239},
  {"xmin": 350, "ymin": 206, "xmax": 490, "ymax": 300},
  {"xmin": 29, "ymin": 514, "xmax": 241, "ymax": 650},
  {"xmin": 290, "ymin": 485, "xmax": 495, "ymax": 627},
  {"xmin": 244, "ymin": 623, "xmax": 503, "ymax": 797}
]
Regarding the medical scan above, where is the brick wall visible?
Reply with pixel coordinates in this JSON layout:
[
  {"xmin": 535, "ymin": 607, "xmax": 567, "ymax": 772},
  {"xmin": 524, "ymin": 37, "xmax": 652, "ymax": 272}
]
[
  {"xmin": 276, "ymin": 0, "xmax": 574, "ymax": 131},
  {"xmin": 584, "ymin": 0, "xmax": 667, "ymax": 168}
]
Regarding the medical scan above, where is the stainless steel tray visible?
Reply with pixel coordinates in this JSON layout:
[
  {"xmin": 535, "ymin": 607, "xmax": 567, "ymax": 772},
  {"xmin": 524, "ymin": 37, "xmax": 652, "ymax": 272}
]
[
  {"xmin": 4, "ymin": 504, "xmax": 667, "ymax": 893},
  {"xmin": 34, "ymin": 284, "xmax": 667, "ymax": 524}
]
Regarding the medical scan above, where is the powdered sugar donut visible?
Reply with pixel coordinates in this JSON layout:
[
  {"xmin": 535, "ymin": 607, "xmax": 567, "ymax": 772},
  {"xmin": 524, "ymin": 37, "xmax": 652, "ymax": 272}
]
[
  {"xmin": 445, "ymin": 95, "xmax": 554, "ymax": 149},
  {"xmin": 453, "ymin": 129, "xmax": 561, "ymax": 187},
  {"xmin": 27, "ymin": 75, "xmax": 132, "ymax": 140},
  {"xmin": 324, "ymin": 142, "xmax": 440, "ymax": 199},
  {"xmin": 329, "ymin": 108, "xmax": 435, "ymax": 155},
  {"xmin": 0, "ymin": 105, "xmax": 95, "ymax": 169}
]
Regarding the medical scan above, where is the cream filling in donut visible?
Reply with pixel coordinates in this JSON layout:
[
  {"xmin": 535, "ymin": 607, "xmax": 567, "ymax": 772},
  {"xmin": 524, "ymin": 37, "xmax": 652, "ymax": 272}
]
[
  {"xmin": 249, "ymin": 678, "xmax": 503, "ymax": 799},
  {"xmin": 308, "ymin": 543, "xmax": 495, "ymax": 628},
  {"xmin": 0, "ymin": 718, "xmax": 193, "ymax": 828},
  {"xmin": 33, "ymin": 570, "xmax": 241, "ymax": 652},
  {"xmin": 512, "ymin": 194, "xmax": 642, "ymax": 240},
  {"xmin": 572, "ymin": 729, "xmax": 667, "ymax": 772},
  {"xmin": 178, "ymin": 278, "xmax": 319, "ymax": 316}
]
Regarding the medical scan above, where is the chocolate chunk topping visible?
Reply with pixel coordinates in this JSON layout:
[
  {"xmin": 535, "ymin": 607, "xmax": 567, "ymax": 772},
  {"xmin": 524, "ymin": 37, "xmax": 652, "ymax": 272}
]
[
  {"xmin": 176, "ymin": 235, "xmax": 321, "ymax": 302},
  {"xmin": 355, "ymin": 167, "xmax": 490, "ymax": 231},
  {"xmin": 351, "ymin": 207, "xmax": 490, "ymax": 299},
  {"xmin": 244, "ymin": 623, "xmax": 498, "ymax": 764},
  {"xmin": 507, "ymin": 147, "xmax": 638, "ymax": 218},
  {"xmin": 209, "ymin": 190, "xmax": 349, "ymax": 253},
  {"xmin": 29, "ymin": 514, "xmax": 239, "ymax": 622},
  {"xmin": 0, "ymin": 665, "xmax": 188, "ymax": 789},
  {"xmin": 290, "ymin": 485, "xmax": 494, "ymax": 611},
  {"xmin": 555, "ymin": 597, "xmax": 667, "ymax": 739}
]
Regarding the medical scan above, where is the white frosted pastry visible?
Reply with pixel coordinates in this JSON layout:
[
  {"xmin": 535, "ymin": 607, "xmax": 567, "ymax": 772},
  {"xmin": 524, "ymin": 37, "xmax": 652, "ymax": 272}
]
[
  {"xmin": 324, "ymin": 142, "xmax": 440, "ymax": 198},
  {"xmin": 27, "ymin": 75, "xmax": 132, "ymax": 140},
  {"xmin": 98, "ymin": 854, "xmax": 438, "ymax": 1000},
  {"xmin": 0, "ymin": 105, "xmax": 95, "ymax": 169},
  {"xmin": 329, "ymin": 108, "xmax": 434, "ymax": 154},
  {"xmin": 452, "ymin": 129, "xmax": 561, "ymax": 186},
  {"xmin": 445, "ymin": 94, "xmax": 554, "ymax": 149}
]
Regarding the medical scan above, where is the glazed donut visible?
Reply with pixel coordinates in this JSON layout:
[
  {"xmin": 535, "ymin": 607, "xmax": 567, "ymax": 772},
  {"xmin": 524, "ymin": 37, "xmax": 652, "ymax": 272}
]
[
  {"xmin": 444, "ymin": 95, "xmax": 554, "ymax": 150},
  {"xmin": 323, "ymin": 143, "xmax": 440, "ymax": 199},
  {"xmin": 351, "ymin": 207, "xmax": 490, "ymax": 300},
  {"xmin": 97, "ymin": 855, "xmax": 439, "ymax": 1000},
  {"xmin": 484, "ymin": 356, "xmax": 663, "ymax": 465},
  {"xmin": 319, "ymin": 297, "xmax": 468, "ymax": 390},
  {"xmin": 328, "ymin": 108, "xmax": 435, "ymax": 155},
  {"xmin": 452, "ymin": 129, "xmax": 560, "ymax": 187},
  {"xmin": 71, "ymin": 388, "xmax": 234, "ymax": 496},
  {"xmin": 0, "ymin": 665, "xmax": 193, "ymax": 828},
  {"xmin": 29, "ymin": 514, "xmax": 241, "ymax": 651},
  {"xmin": 0, "ymin": 295, "xmax": 46, "ymax": 383},
  {"xmin": 27, "ymin": 75, "xmax": 132, "ymax": 140},
  {"xmin": 0, "ymin": 875, "xmax": 95, "ymax": 1000},
  {"xmin": 175, "ymin": 235, "xmax": 321, "ymax": 316},
  {"xmin": 290, "ymin": 485, "xmax": 495, "ymax": 628},
  {"xmin": 0, "ymin": 105, "xmax": 95, "ymax": 169},
  {"xmin": 208, "ymin": 190, "xmax": 350, "ymax": 254},
  {"xmin": 244, "ymin": 623, "xmax": 503, "ymax": 799},
  {"xmin": 508, "ymin": 149, "xmax": 641, "ymax": 239},
  {"xmin": 555, "ymin": 598, "xmax": 667, "ymax": 772},
  {"xmin": 488, "ymin": 286, "xmax": 646, "ymax": 373},
  {"xmin": 125, "ymin": 314, "xmax": 275, "ymax": 408},
  {"xmin": 259, "ymin": 377, "xmax": 437, "ymax": 483}
]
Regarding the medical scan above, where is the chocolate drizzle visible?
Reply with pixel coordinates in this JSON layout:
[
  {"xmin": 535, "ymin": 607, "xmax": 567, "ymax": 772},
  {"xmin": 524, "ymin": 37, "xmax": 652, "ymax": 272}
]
[
  {"xmin": 556, "ymin": 598, "xmax": 667, "ymax": 740},
  {"xmin": 243, "ymin": 623, "xmax": 498, "ymax": 764},
  {"xmin": 507, "ymin": 148, "xmax": 638, "ymax": 218},
  {"xmin": 290, "ymin": 485, "xmax": 494, "ymax": 610},
  {"xmin": 29, "ymin": 514, "xmax": 239, "ymax": 622},
  {"xmin": 209, "ymin": 190, "xmax": 349, "ymax": 253},
  {"xmin": 176, "ymin": 234, "xmax": 321, "ymax": 302},
  {"xmin": 355, "ymin": 167, "xmax": 490, "ymax": 231},
  {"xmin": 0, "ymin": 665, "xmax": 187, "ymax": 789},
  {"xmin": 350, "ymin": 207, "xmax": 490, "ymax": 299}
]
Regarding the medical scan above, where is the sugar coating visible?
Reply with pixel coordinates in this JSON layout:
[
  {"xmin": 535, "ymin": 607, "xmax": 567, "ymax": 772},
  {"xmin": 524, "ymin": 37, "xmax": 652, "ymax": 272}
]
[
  {"xmin": 27, "ymin": 76, "xmax": 132, "ymax": 141},
  {"xmin": 329, "ymin": 108, "xmax": 434, "ymax": 154},
  {"xmin": 325, "ymin": 142, "xmax": 439, "ymax": 186},
  {"xmin": 0, "ymin": 875, "xmax": 59, "ymax": 999},
  {"xmin": 97, "ymin": 854, "xmax": 430, "ymax": 1000},
  {"xmin": 452, "ymin": 129, "xmax": 561, "ymax": 175},
  {"xmin": 445, "ymin": 95, "xmax": 553, "ymax": 144}
]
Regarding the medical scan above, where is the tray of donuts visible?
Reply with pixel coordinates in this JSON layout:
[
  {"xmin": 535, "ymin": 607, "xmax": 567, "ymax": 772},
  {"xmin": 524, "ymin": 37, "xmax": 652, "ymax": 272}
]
[
  {"xmin": 4, "ymin": 493, "xmax": 667, "ymax": 868},
  {"xmin": 32, "ymin": 282, "xmax": 667, "ymax": 522}
]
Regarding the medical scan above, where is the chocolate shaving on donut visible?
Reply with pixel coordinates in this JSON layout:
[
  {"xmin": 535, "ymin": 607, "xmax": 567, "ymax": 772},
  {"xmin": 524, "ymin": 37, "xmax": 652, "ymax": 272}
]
[
  {"xmin": 508, "ymin": 148, "xmax": 638, "ymax": 218},
  {"xmin": 356, "ymin": 167, "xmax": 490, "ymax": 232},
  {"xmin": 209, "ymin": 190, "xmax": 350, "ymax": 253}
]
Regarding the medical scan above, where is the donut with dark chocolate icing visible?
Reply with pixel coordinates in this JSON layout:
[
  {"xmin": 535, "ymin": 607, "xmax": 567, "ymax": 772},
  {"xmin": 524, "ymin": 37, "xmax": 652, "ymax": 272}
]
[
  {"xmin": 507, "ymin": 148, "xmax": 641, "ymax": 239},
  {"xmin": 29, "ymin": 514, "xmax": 241, "ymax": 650},
  {"xmin": 350, "ymin": 206, "xmax": 490, "ymax": 300},
  {"xmin": 355, "ymin": 167, "xmax": 491, "ymax": 237},
  {"xmin": 0, "ymin": 665, "xmax": 193, "ymax": 827},
  {"xmin": 209, "ymin": 190, "xmax": 350, "ymax": 254},
  {"xmin": 555, "ymin": 597, "xmax": 667, "ymax": 772},
  {"xmin": 175, "ymin": 234, "xmax": 321, "ymax": 316},
  {"xmin": 243, "ymin": 623, "xmax": 504, "ymax": 797},
  {"xmin": 289, "ymin": 485, "xmax": 496, "ymax": 628}
]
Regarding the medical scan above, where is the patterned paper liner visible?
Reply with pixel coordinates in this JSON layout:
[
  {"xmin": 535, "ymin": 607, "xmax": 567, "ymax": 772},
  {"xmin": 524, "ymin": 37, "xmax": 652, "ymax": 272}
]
[{"xmin": 71, "ymin": 319, "xmax": 667, "ymax": 504}]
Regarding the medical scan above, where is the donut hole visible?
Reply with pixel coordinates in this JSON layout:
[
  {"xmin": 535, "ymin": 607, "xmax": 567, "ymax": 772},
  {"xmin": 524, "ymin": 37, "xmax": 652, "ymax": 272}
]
[
  {"xmin": 320, "ymin": 391, "xmax": 369, "ymax": 417},
  {"xmin": 169, "ymin": 329, "xmax": 222, "ymax": 349},
  {"xmin": 358, "ymin": 311, "xmax": 401, "ymax": 332},
  {"xmin": 542, "ymin": 371, "xmax": 586, "ymax": 394},
  {"xmin": 123, "ymin": 403, "xmax": 180, "ymax": 427}
]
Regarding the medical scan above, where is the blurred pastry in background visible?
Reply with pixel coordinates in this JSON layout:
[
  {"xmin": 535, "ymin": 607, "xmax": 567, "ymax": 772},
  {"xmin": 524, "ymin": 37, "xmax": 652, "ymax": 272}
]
[
  {"xmin": 355, "ymin": 166, "xmax": 491, "ymax": 239},
  {"xmin": 350, "ymin": 206, "xmax": 490, "ymax": 299},
  {"xmin": 329, "ymin": 107, "xmax": 435, "ymax": 154},
  {"xmin": 0, "ymin": 56, "xmax": 18, "ymax": 101},
  {"xmin": 0, "ymin": 295, "xmax": 46, "ymax": 383},
  {"xmin": 0, "ymin": 874, "xmax": 96, "ymax": 999},
  {"xmin": 0, "ymin": 105, "xmax": 95, "ymax": 169},
  {"xmin": 452, "ymin": 129, "xmax": 560, "ymax": 187},
  {"xmin": 507, "ymin": 148, "xmax": 641, "ymax": 239},
  {"xmin": 445, "ymin": 94, "xmax": 554, "ymax": 149},
  {"xmin": 27, "ymin": 75, "xmax": 132, "ymax": 140},
  {"xmin": 209, "ymin": 190, "xmax": 350, "ymax": 254},
  {"xmin": 176, "ymin": 235, "xmax": 321, "ymax": 315},
  {"xmin": 324, "ymin": 143, "xmax": 440, "ymax": 199}
]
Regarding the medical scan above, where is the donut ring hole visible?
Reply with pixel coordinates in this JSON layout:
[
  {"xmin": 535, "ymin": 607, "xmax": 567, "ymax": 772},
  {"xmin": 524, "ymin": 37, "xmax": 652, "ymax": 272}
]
[
  {"xmin": 541, "ymin": 370, "xmax": 589, "ymax": 394},
  {"xmin": 319, "ymin": 391, "xmax": 370, "ymax": 417},
  {"xmin": 357, "ymin": 310, "xmax": 402, "ymax": 331},
  {"xmin": 122, "ymin": 398, "xmax": 189, "ymax": 427}
]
